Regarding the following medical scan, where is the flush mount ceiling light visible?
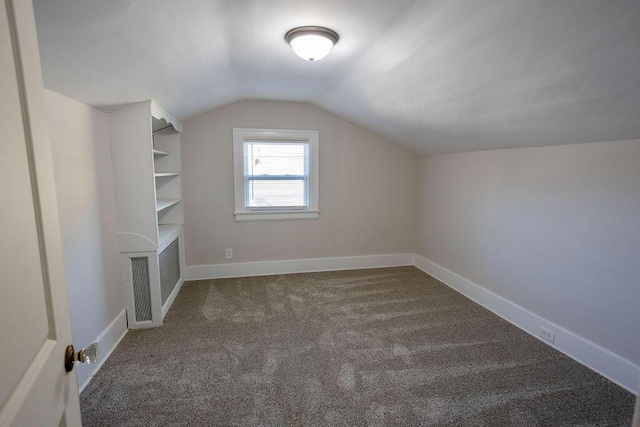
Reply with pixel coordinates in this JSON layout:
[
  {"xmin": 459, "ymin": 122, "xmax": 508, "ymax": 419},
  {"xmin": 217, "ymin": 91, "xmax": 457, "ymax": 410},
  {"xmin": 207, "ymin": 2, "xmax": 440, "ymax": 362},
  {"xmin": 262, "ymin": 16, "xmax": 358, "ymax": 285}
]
[{"xmin": 285, "ymin": 26, "xmax": 339, "ymax": 62}]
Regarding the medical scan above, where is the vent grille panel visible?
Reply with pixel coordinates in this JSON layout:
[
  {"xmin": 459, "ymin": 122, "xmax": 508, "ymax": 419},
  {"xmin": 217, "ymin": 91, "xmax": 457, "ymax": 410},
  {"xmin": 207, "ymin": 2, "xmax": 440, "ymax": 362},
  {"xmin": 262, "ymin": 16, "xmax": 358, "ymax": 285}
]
[
  {"xmin": 160, "ymin": 238, "xmax": 180, "ymax": 305},
  {"xmin": 131, "ymin": 257, "xmax": 152, "ymax": 321}
]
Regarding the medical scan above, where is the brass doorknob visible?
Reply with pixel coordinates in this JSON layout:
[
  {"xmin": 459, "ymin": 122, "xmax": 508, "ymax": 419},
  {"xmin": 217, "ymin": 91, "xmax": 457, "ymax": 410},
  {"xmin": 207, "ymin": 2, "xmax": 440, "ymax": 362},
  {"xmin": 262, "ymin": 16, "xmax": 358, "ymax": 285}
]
[{"xmin": 64, "ymin": 343, "xmax": 99, "ymax": 372}]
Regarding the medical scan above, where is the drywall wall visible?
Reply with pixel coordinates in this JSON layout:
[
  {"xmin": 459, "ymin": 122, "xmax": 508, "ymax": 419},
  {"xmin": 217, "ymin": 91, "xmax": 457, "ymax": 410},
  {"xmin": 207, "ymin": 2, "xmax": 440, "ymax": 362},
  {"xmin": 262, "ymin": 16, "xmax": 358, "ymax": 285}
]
[
  {"xmin": 182, "ymin": 100, "xmax": 418, "ymax": 266},
  {"xmin": 45, "ymin": 90, "xmax": 125, "ymax": 388},
  {"xmin": 416, "ymin": 139, "xmax": 640, "ymax": 366}
]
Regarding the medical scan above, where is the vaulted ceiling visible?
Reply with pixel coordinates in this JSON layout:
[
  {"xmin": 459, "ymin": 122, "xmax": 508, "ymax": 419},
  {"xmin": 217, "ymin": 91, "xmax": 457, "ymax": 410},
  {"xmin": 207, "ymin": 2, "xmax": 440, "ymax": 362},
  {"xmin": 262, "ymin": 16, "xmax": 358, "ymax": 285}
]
[{"xmin": 33, "ymin": 0, "xmax": 640, "ymax": 155}]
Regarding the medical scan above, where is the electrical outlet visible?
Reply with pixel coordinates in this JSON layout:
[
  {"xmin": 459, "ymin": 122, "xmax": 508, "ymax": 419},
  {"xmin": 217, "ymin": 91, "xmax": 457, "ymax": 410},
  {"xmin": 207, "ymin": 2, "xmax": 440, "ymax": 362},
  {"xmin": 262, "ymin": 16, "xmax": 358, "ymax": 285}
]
[
  {"xmin": 540, "ymin": 327, "xmax": 555, "ymax": 343},
  {"xmin": 225, "ymin": 248, "xmax": 233, "ymax": 259}
]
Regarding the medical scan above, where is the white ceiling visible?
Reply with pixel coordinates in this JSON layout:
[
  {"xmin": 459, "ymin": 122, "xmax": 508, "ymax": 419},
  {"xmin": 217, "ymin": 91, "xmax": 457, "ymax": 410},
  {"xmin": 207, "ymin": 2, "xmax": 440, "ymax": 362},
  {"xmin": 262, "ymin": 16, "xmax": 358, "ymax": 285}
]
[{"xmin": 33, "ymin": 0, "xmax": 640, "ymax": 155}]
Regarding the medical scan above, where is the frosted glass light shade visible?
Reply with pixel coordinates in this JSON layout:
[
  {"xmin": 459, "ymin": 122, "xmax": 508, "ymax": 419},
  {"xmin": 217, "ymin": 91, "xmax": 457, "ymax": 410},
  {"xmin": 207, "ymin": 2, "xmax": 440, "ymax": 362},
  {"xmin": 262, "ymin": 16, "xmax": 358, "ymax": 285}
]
[
  {"xmin": 290, "ymin": 35, "xmax": 334, "ymax": 61},
  {"xmin": 285, "ymin": 27, "xmax": 339, "ymax": 62}
]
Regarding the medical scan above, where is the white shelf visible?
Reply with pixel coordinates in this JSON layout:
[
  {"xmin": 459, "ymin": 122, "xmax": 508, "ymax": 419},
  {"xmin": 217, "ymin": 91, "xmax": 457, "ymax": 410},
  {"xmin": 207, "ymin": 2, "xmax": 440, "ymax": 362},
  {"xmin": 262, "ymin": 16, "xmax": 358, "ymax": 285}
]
[
  {"xmin": 157, "ymin": 224, "xmax": 181, "ymax": 252},
  {"xmin": 154, "ymin": 172, "xmax": 180, "ymax": 178},
  {"xmin": 156, "ymin": 198, "xmax": 180, "ymax": 212},
  {"xmin": 153, "ymin": 149, "xmax": 169, "ymax": 156}
]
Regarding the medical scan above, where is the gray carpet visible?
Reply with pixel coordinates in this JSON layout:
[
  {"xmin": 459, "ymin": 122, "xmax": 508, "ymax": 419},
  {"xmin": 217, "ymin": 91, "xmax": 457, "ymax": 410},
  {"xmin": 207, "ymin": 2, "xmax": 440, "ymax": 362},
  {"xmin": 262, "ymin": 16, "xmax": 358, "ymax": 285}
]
[{"xmin": 81, "ymin": 267, "xmax": 635, "ymax": 426}]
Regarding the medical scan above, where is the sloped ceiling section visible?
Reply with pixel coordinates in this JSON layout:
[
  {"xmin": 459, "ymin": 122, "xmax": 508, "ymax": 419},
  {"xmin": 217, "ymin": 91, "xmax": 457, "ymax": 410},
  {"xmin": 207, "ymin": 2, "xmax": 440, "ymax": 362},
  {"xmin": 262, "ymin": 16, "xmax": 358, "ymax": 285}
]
[{"xmin": 33, "ymin": 0, "xmax": 640, "ymax": 155}]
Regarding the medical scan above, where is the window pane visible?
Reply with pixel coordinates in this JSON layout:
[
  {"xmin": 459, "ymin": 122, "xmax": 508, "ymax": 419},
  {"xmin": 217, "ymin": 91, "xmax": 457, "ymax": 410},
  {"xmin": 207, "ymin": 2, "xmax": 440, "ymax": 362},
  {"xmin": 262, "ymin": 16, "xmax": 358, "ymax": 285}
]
[
  {"xmin": 247, "ymin": 179, "xmax": 306, "ymax": 207},
  {"xmin": 244, "ymin": 142, "xmax": 308, "ymax": 208},
  {"xmin": 246, "ymin": 143, "xmax": 306, "ymax": 176}
]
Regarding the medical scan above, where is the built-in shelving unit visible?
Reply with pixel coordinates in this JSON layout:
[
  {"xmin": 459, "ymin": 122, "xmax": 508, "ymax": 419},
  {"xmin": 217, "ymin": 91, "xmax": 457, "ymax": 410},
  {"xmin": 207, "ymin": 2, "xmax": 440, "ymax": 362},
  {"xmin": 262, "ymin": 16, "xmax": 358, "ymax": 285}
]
[{"xmin": 109, "ymin": 100, "xmax": 185, "ymax": 329}]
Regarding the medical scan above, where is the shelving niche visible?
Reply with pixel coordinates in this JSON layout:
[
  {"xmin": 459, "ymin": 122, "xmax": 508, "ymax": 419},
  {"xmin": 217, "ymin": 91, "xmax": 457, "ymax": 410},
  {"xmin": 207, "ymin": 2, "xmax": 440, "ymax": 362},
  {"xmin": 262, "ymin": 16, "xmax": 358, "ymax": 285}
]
[{"xmin": 109, "ymin": 100, "xmax": 185, "ymax": 329}]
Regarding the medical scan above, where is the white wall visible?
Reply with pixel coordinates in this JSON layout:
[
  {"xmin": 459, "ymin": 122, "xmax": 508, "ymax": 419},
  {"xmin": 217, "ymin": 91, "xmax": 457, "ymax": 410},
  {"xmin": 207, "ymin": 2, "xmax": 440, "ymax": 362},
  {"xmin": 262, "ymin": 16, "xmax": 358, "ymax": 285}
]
[
  {"xmin": 416, "ymin": 139, "xmax": 640, "ymax": 366},
  {"xmin": 182, "ymin": 100, "xmax": 418, "ymax": 266},
  {"xmin": 45, "ymin": 90, "xmax": 125, "ymax": 389}
]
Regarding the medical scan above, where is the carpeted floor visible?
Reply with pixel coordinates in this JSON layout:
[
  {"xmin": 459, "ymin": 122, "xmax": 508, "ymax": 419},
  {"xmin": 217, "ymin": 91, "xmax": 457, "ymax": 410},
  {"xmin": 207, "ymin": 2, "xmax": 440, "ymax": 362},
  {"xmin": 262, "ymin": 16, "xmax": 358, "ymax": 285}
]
[{"xmin": 81, "ymin": 267, "xmax": 635, "ymax": 426}]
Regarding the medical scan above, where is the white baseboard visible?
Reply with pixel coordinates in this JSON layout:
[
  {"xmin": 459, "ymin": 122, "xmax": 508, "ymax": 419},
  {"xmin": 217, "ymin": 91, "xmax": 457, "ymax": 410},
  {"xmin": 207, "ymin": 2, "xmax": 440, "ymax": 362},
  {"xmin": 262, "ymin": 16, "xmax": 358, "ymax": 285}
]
[
  {"xmin": 162, "ymin": 278, "xmax": 185, "ymax": 319},
  {"xmin": 413, "ymin": 254, "xmax": 640, "ymax": 394},
  {"xmin": 77, "ymin": 309, "xmax": 128, "ymax": 393},
  {"xmin": 185, "ymin": 253, "xmax": 414, "ymax": 280}
]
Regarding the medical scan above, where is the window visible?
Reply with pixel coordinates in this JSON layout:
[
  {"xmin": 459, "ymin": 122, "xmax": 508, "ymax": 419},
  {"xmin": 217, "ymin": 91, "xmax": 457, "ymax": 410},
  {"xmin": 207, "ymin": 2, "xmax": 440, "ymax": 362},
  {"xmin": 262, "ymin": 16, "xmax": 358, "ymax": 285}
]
[{"xmin": 233, "ymin": 128, "xmax": 319, "ymax": 221}]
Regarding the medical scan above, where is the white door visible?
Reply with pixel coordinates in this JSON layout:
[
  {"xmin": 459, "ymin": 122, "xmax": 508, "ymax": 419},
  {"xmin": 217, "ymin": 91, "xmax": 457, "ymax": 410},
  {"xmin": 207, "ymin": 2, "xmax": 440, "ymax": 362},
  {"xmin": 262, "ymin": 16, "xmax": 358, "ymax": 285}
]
[{"xmin": 0, "ymin": 0, "xmax": 81, "ymax": 425}]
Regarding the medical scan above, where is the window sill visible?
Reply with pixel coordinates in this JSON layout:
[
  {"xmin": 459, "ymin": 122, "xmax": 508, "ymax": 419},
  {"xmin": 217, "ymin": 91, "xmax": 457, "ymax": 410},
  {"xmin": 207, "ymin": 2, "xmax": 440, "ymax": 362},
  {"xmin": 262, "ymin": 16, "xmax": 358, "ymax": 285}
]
[{"xmin": 234, "ymin": 210, "xmax": 319, "ymax": 222}]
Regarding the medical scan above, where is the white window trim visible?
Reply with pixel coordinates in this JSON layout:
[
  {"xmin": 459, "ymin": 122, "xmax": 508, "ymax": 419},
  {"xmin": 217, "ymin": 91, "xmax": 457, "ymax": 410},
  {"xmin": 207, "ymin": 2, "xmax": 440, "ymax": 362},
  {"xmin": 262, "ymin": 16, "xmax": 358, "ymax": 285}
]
[{"xmin": 233, "ymin": 128, "xmax": 319, "ymax": 222}]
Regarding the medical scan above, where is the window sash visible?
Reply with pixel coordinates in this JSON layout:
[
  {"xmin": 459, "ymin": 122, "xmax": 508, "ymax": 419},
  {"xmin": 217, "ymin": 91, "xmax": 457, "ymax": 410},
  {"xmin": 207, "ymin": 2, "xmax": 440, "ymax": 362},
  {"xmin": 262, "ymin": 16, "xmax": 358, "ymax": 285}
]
[{"xmin": 243, "ymin": 141, "xmax": 309, "ymax": 210}]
